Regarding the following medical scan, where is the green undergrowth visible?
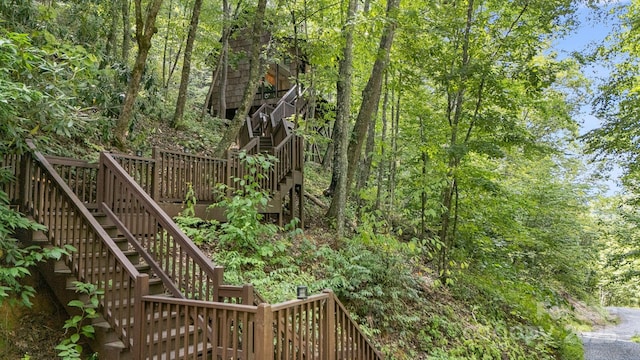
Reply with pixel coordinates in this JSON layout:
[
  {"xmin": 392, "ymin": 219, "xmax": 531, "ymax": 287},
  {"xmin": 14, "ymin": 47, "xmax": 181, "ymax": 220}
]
[{"xmin": 174, "ymin": 155, "xmax": 598, "ymax": 359}]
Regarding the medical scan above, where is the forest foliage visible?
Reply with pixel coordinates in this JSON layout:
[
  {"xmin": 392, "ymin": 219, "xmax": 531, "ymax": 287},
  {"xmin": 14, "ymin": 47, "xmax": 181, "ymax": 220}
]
[{"xmin": 1, "ymin": 0, "xmax": 640, "ymax": 359}]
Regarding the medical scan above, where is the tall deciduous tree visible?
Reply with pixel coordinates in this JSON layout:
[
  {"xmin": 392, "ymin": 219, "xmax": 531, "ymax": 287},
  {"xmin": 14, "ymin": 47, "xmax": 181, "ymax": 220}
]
[
  {"xmin": 326, "ymin": 0, "xmax": 358, "ymax": 238},
  {"xmin": 397, "ymin": 0, "xmax": 577, "ymax": 278},
  {"xmin": 172, "ymin": 0, "xmax": 204, "ymax": 128},
  {"xmin": 115, "ymin": 0, "xmax": 164, "ymax": 148},
  {"xmin": 345, "ymin": 0, "xmax": 400, "ymax": 190}
]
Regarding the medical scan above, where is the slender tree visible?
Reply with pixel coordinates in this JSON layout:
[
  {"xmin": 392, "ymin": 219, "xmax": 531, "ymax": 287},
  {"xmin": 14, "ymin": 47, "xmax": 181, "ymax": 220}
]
[
  {"xmin": 375, "ymin": 72, "xmax": 390, "ymax": 211},
  {"xmin": 202, "ymin": 0, "xmax": 243, "ymax": 118},
  {"xmin": 218, "ymin": 0, "xmax": 231, "ymax": 118},
  {"xmin": 345, "ymin": 0, "xmax": 400, "ymax": 190},
  {"xmin": 172, "ymin": 0, "xmax": 204, "ymax": 128},
  {"xmin": 326, "ymin": 0, "xmax": 358, "ymax": 238},
  {"xmin": 115, "ymin": 0, "xmax": 164, "ymax": 148},
  {"xmin": 121, "ymin": 0, "xmax": 131, "ymax": 63}
]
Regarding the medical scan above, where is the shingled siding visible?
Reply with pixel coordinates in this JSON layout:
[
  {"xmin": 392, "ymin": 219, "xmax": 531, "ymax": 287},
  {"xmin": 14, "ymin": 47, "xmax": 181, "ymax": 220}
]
[{"xmin": 211, "ymin": 32, "xmax": 302, "ymax": 118}]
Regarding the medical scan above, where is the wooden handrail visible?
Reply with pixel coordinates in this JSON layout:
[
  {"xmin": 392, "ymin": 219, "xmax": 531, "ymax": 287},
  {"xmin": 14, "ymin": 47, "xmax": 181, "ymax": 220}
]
[
  {"xmin": 240, "ymin": 136, "xmax": 260, "ymax": 154},
  {"xmin": 281, "ymin": 84, "xmax": 299, "ymax": 104},
  {"xmin": 26, "ymin": 144, "xmax": 141, "ymax": 278},
  {"xmin": 44, "ymin": 155, "xmax": 99, "ymax": 167},
  {"xmin": 330, "ymin": 290, "xmax": 384, "ymax": 360},
  {"xmin": 101, "ymin": 205, "xmax": 184, "ymax": 298},
  {"xmin": 270, "ymin": 292, "xmax": 330, "ymax": 311},
  {"xmin": 22, "ymin": 140, "xmax": 147, "ymax": 349},
  {"xmin": 99, "ymin": 152, "xmax": 224, "ymax": 301},
  {"xmin": 142, "ymin": 294, "xmax": 259, "ymax": 311}
]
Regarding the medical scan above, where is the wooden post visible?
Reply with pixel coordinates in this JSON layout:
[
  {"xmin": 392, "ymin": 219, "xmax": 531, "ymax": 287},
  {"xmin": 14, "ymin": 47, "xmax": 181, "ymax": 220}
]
[
  {"xmin": 243, "ymin": 283, "xmax": 254, "ymax": 305},
  {"xmin": 133, "ymin": 274, "xmax": 149, "ymax": 360},
  {"xmin": 96, "ymin": 153, "xmax": 105, "ymax": 206},
  {"xmin": 323, "ymin": 289, "xmax": 336, "ymax": 360},
  {"xmin": 298, "ymin": 137, "xmax": 304, "ymax": 228},
  {"xmin": 212, "ymin": 266, "xmax": 224, "ymax": 302},
  {"xmin": 152, "ymin": 147, "xmax": 161, "ymax": 200},
  {"xmin": 298, "ymin": 183, "xmax": 304, "ymax": 229},
  {"xmin": 18, "ymin": 153, "xmax": 29, "ymax": 211},
  {"xmin": 226, "ymin": 151, "xmax": 233, "ymax": 198},
  {"xmin": 255, "ymin": 303, "xmax": 274, "ymax": 360}
]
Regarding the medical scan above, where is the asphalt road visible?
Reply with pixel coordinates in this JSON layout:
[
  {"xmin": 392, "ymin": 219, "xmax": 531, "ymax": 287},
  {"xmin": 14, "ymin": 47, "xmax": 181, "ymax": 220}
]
[{"xmin": 582, "ymin": 307, "xmax": 640, "ymax": 360}]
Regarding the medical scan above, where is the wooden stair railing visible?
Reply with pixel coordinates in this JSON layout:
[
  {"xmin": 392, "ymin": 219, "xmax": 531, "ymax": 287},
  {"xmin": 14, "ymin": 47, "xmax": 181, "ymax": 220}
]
[
  {"xmin": 99, "ymin": 152, "xmax": 225, "ymax": 302},
  {"xmin": 11, "ymin": 141, "xmax": 150, "ymax": 357},
  {"xmin": 3, "ymin": 145, "xmax": 383, "ymax": 359},
  {"xmin": 269, "ymin": 290, "xmax": 384, "ymax": 360}
]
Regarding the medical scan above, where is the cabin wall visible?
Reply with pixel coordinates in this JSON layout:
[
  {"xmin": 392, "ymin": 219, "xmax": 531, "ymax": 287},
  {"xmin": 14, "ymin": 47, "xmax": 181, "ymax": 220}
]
[{"xmin": 211, "ymin": 32, "xmax": 304, "ymax": 119}]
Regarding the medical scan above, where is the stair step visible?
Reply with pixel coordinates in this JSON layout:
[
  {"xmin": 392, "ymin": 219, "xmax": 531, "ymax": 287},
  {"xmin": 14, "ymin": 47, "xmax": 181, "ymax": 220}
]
[
  {"xmin": 66, "ymin": 276, "xmax": 163, "ymax": 293},
  {"xmin": 71, "ymin": 249, "xmax": 140, "ymax": 263},
  {"xmin": 104, "ymin": 340, "xmax": 126, "ymax": 351},
  {"xmin": 152, "ymin": 340, "xmax": 211, "ymax": 360}
]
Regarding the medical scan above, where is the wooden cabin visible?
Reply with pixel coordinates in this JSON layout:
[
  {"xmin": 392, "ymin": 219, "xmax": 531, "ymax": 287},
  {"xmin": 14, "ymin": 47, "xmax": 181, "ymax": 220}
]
[{"xmin": 210, "ymin": 30, "xmax": 307, "ymax": 119}]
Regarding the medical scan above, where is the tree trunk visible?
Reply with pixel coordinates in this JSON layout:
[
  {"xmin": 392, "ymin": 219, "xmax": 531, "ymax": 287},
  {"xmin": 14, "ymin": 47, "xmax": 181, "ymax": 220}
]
[
  {"xmin": 105, "ymin": 2, "xmax": 119, "ymax": 60},
  {"xmin": 345, "ymin": 0, "xmax": 399, "ymax": 191},
  {"xmin": 115, "ymin": 0, "xmax": 164, "ymax": 149},
  {"xmin": 161, "ymin": 0, "xmax": 174, "ymax": 88},
  {"xmin": 202, "ymin": 47, "xmax": 224, "ymax": 118},
  {"xmin": 356, "ymin": 101, "xmax": 378, "ymax": 191},
  {"xmin": 419, "ymin": 114, "xmax": 428, "ymax": 236},
  {"xmin": 121, "ymin": 0, "xmax": 131, "ymax": 63},
  {"xmin": 202, "ymin": 0, "xmax": 242, "ymax": 118},
  {"xmin": 326, "ymin": 0, "xmax": 358, "ymax": 238},
  {"xmin": 375, "ymin": 73, "xmax": 389, "ymax": 211},
  {"xmin": 213, "ymin": 0, "xmax": 268, "ymax": 156},
  {"xmin": 218, "ymin": 0, "xmax": 231, "ymax": 118},
  {"xmin": 388, "ymin": 86, "xmax": 400, "ymax": 210},
  {"xmin": 172, "ymin": 0, "xmax": 203, "ymax": 128}
]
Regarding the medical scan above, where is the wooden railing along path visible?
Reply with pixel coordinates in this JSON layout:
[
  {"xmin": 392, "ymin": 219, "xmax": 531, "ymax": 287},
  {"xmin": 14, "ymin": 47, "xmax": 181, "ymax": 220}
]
[
  {"xmin": 0, "ymin": 85, "xmax": 381, "ymax": 359},
  {"xmin": 2, "ymin": 144, "xmax": 382, "ymax": 359}
]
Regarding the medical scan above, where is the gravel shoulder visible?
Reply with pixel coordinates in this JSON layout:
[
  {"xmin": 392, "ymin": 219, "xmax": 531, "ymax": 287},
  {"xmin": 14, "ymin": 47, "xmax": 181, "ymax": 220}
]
[{"xmin": 581, "ymin": 307, "xmax": 640, "ymax": 360}]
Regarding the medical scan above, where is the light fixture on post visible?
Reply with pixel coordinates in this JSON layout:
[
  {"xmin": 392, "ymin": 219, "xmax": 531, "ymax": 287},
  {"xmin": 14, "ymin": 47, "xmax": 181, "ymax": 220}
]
[
  {"xmin": 135, "ymin": 150, "xmax": 143, "ymax": 157},
  {"xmin": 296, "ymin": 285, "xmax": 308, "ymax": 300}
]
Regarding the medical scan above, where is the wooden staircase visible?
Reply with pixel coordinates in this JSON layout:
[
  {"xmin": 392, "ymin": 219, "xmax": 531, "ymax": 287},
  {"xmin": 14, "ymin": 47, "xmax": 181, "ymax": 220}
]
[{"xmin": 1, "ymin": 92, "xmax": 382, "ymax": 358}]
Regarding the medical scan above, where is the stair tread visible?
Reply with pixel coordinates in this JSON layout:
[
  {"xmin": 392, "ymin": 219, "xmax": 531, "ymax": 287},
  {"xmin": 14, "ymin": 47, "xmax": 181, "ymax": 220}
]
[
  {"xmin": 66, "ymin": 277, "xmax": 162, "ymax": 293},
  {"xmin": 103, "ymin": 340, "xmax": 126, "ymax": 350}
]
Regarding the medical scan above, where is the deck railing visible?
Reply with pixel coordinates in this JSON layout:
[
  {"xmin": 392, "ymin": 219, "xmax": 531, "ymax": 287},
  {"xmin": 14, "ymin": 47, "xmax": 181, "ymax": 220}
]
[
  {"xmin": 9, "ymin": 143, "xmax": 149, "ymax": 357},
  {"xmin": 153, "ymin": 148, "xmax": 228, "ymax": 203},
  {"xmin": 135, "ymin": 290, "xmax": 383, "ymax": 360},
  {"xmin": 1, "ymin": 152, "xmax": 23, "ymax": 204},
  {"xmin": 251, "ymin": 103, "xmax": 274, "ymax": 134},
  {"xmin": 99, "ymin": 152, "xmax": 225, "ymax": 302},
  {"xmin": 4, "ymin": 141, "xmax": 381, "ymax": 359},
  {"xmin": 45, "ymin": 156, "xmax": 100, "ymax": 210},
  {"xmin": 137, "ymin": 295, "xmax": 260, "ymax": 359},
  {"xmin": 239, "ymin": 116, "xmax": 254, "ymax": 148}
]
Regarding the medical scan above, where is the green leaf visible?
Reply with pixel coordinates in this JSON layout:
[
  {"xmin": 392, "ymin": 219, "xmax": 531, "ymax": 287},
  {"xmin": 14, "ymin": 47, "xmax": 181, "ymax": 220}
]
[
  {"xmin": 68, "ymin": 300, "xmax": 85, "ymax": 308},
  {"xmin": 70, "ymin": 333, "xmax": 80, "ymax": 344}
]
